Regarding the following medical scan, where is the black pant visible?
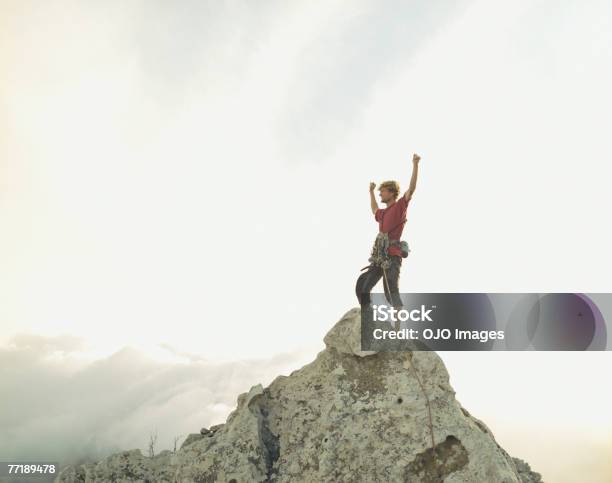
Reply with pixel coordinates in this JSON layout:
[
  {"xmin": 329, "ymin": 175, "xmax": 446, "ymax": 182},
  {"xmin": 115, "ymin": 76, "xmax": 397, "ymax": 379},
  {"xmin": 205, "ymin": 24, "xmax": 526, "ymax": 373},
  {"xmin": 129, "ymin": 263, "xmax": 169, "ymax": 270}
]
[{"xmin": 355, "ymin": 255, "xmax": 404, "ymax": 309}]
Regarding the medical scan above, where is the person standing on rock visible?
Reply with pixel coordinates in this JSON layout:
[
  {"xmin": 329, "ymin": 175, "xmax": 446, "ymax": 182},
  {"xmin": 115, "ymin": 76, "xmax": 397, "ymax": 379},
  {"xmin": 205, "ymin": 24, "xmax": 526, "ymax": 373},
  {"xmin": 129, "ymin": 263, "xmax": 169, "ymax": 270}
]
[{"xmin": 356, "ymin": 153, "xmax": 420, "ymax": 317}]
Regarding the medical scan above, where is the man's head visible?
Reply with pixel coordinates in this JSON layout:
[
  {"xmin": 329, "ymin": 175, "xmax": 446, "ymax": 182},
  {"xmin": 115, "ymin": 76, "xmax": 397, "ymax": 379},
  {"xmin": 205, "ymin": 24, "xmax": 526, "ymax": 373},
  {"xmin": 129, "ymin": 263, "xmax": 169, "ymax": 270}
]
[{"xmin": 378, "ymin": 180, "xmax": 400, "ymax": 203}]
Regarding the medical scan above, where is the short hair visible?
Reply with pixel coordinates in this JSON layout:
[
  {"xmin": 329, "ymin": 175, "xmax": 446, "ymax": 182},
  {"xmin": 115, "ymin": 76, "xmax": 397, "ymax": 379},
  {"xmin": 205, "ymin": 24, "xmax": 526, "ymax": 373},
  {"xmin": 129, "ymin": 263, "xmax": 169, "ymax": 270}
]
[{"xmin": 378, "ymin": 180, "xmax": 400, "ymax": 199}]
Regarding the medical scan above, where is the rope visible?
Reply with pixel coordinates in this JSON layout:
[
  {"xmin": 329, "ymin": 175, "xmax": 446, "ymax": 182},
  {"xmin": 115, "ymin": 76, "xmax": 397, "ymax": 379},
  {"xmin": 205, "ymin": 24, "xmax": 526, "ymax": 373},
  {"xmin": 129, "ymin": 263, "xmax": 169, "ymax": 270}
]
[
  {"xmin": 382, "ymin": 265, "xmax": 390, "ymax": 298},
  {"xmin": 407, "ymin": 353, "xmax": 436, "ymax": 451},
  {"xmin": 381, "ymin": 265, "xmax": 399, "ymax": 321}
]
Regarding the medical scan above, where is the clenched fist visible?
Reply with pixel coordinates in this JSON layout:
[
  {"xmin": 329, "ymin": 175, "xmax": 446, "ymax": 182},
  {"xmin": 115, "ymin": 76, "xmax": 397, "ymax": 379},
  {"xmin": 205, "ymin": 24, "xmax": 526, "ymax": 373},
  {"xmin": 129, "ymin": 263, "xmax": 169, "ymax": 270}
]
[
  {"xmin": 369, "ymin": 182, "xmax": 376, "ymax": 192},
  {"xmin": 412, "ymin": 153, "xmax": 421, "ymax": 164}
]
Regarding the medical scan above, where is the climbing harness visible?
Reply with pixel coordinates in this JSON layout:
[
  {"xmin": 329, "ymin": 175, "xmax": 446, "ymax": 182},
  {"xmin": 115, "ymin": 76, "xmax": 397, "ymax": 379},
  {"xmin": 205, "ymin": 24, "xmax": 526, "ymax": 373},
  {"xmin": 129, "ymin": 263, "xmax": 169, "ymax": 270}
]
[
  {"xmin": 360, "ymin": 217, "xmax": 409, "ymax": 270},
  {"xmin": 360, "ymin": 210, "xmax": 410, "ymax": 306}
]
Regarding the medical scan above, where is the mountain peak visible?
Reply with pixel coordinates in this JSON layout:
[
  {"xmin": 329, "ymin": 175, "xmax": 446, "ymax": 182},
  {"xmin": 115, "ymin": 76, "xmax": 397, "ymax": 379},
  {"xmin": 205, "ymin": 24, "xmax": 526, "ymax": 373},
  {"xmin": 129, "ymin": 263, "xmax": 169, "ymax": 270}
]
[{"xmin": 56, "ymin": 307, "xmax": 541, "ymax": 482}]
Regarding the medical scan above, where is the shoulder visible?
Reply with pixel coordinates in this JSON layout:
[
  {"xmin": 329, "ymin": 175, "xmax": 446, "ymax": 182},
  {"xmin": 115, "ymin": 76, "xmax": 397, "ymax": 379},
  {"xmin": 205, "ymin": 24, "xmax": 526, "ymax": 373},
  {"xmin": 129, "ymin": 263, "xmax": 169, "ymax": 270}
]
[{"xmin": 387, "ymin": 197, "xmax": 407, "ymax": 211}]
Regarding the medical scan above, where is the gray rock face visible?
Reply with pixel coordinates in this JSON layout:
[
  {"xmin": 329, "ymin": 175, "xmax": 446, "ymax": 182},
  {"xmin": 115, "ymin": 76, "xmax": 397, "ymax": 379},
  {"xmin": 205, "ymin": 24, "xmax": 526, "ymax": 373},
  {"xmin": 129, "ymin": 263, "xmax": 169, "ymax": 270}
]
[
  {"xmin": 55, "ymin": 307, "xmax": 543, "ymax": 482},
  {"xmin": 513, "ymin": 458, "xmax": 544, "ymax": 483}
]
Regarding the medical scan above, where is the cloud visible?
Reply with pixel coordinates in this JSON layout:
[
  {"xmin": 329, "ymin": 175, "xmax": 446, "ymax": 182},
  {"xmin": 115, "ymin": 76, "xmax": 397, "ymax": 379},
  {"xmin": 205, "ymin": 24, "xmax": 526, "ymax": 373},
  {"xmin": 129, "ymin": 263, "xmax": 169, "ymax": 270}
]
[
  {"xmin": 0, "ymin": 333, "xmax": 312, "ymax": 467},
  {"xmin": 276, "ymin": 0, "xmax": 472, "ymax": 163},
  {"xmin": 5, "ymin": 333, "xmax": 86, "ymax": 355}
]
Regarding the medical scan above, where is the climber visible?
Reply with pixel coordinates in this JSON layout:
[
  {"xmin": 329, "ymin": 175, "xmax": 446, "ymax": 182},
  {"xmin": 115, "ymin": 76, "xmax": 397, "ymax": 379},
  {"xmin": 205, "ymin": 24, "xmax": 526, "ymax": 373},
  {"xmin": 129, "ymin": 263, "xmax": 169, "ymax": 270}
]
[{"xmin": 356, "ymin": 153, "xmax": 421, "ymax": 323}]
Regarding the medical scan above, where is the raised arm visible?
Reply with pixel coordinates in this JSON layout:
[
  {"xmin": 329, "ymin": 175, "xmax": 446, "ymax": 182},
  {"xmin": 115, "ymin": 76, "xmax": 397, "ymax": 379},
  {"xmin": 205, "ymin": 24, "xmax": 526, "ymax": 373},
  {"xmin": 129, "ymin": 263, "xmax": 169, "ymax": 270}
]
[
  {"xmin": 369, "ymin": 182, "xmax": 379, "ymax": 215},
  {"xmin": 403, "ymin": 153, "xmax": 421, "ymax": 201}
]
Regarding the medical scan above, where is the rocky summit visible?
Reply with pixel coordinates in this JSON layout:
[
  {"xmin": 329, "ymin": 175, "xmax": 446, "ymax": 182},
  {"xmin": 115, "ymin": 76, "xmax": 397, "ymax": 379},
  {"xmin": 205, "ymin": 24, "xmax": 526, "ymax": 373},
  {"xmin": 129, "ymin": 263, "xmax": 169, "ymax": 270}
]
[{"xmin": 55, "ymin": 307, "xmax": 542, "ymax": 482}]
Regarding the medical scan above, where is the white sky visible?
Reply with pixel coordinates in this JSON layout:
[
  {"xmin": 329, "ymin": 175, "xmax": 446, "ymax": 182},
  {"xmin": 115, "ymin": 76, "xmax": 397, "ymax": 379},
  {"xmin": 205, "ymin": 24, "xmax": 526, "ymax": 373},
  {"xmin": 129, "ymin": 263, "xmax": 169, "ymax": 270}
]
[{"xmin": 1, "ymin": 1, "xmax": 611, "ymax": 481}]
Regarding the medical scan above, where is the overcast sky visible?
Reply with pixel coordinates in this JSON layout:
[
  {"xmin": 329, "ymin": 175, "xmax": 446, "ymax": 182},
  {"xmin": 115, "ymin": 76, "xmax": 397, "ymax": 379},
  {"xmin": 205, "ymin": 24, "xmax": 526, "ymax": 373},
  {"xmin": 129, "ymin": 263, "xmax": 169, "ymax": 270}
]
[{"xmin": 1, "ymin": 1, "xmax": 611, "ymax": 481}]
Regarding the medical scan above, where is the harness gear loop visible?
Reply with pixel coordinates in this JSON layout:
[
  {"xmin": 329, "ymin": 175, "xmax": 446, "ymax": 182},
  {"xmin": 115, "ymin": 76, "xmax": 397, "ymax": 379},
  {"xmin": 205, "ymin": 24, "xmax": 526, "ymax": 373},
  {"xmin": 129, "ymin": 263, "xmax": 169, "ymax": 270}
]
[
  {"xmin": 369, "ymin": 231, "xmax": 392, "ymax": 269},
  {"xmin": 359, "ymin": 209, "xmax": 409, "ymax": 271}
]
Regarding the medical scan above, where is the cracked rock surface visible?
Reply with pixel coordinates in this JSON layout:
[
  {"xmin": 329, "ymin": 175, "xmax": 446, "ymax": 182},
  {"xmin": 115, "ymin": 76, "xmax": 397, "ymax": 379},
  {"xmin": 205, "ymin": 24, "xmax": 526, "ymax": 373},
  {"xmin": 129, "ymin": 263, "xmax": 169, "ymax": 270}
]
[{"xmin": 55, "ymin": 307, "xmax": 543, "ymax": 483}]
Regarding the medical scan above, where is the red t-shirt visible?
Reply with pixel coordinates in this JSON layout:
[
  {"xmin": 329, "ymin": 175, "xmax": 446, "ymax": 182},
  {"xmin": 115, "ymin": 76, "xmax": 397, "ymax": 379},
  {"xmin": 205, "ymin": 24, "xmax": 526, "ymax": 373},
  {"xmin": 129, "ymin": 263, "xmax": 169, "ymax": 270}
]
[{"xmin": 375, "ymin": 195, "xmax": 408, "ymax": 257}]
